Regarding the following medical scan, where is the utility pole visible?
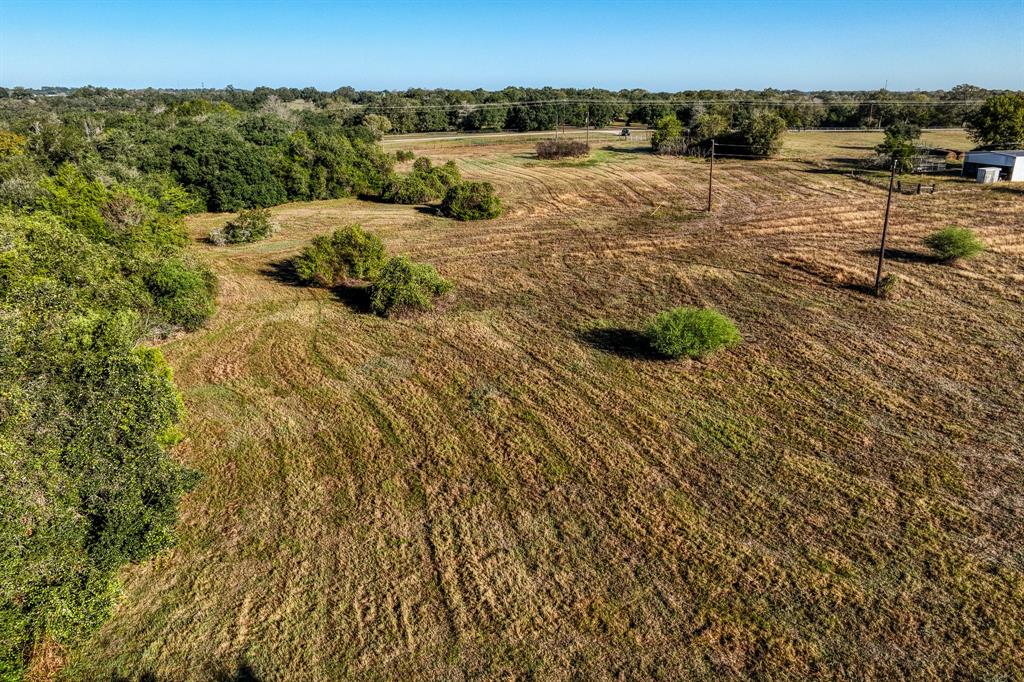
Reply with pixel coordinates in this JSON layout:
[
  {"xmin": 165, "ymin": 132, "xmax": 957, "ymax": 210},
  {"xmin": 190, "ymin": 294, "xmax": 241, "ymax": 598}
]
[
  {"xmin": 874, "ymin": 160, "xmax": 898, "ymax": 295},
  {"xmin": 555, "ymin": 105, "xmax": 559, "ymax": 141},
  {"xmin": 707, "ymin": 139, "xmax": 715, "ymax": 212},
  {"xmin": 586, "ymin": 107, "xmax": 590, "ymax": 146}
]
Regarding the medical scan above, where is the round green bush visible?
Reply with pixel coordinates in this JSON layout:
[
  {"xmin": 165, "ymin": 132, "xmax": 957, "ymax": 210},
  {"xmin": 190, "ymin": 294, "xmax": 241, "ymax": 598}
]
[
  {"xmin": 369, "ymin": 256, "xmax": 453, "ymax": 316},
  {"xmin": 645, "ymin": 307, "xmax": 741, "ymax": 359},
  {"xmin": 293, "ymin": 224, "xmax": 386, "ymax": 287},
  {"xmin": 143, "ymin": 257, "xmax": 216, "ymax": 330},
  {"xmin": 210, "ymin": 207, "xmax": 274, "ymax": 245},
  {"xmin": 440, "ymin": 181, "xmax": 502, "ymax": 221},
  {"xmin": 923, "ymin": 227, "xmax": 985, "ymax": 261}
]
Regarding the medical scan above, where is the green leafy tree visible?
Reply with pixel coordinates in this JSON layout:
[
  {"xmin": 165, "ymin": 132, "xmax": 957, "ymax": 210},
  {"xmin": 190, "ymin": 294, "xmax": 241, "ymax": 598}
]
[
  {"xmin": 369, "ymin": 255, "xmax": 453, "ymax": 316},
  {"xmin": 651, "ymin": 114, "xmax": 684, "ymax": 152},
  {"xmin": 742, "ymin": 111, "xmax": 787, "ymax": 157},
  {"xmin": 361, "ymin": 114, "xmax": 392, "ymax": 139},
  {"xmin": 692, "ymin": 112, "xmax": 729, "ymax": 142},
  {"xmin": 440, "ymin": 181, "xmax": 502, "ymax": 220},
  {"xmin": 293, "ymin": 224, "xmax": 387, "ymax": 286},
  {"xmin": 875, "ymin": 121, "xmax": 923, "ymax": 172},
  {"xmin": 0, "ymin": 212, "xmax": 203, "ymax": 677},
  {"xmin": 966, "ymin": 93, "xmax": 1024, "ymax": 148},
  {"xmin": 210, "ymin": 207, "xmax": 274, "ymax": 245}
]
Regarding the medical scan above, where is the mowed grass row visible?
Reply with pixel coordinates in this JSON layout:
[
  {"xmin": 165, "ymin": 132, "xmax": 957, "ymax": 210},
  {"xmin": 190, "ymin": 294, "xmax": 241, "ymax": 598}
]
[{"xmin": 67, "ymin": 139, "xmax": 1024, "ymax": 679}]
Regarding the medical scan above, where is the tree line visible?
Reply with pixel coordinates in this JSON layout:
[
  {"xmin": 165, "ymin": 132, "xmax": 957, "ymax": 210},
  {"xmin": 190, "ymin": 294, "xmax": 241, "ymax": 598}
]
[{"xmin": 1, "ymin": 83, "xmax": 1009, "ymax": 133}]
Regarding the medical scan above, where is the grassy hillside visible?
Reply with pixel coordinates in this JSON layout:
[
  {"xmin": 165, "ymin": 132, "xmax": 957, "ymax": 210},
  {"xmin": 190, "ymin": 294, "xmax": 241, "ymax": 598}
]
[{"xmin": 67, "ymin": 139, "xmax": 1024, "ymax": 679}]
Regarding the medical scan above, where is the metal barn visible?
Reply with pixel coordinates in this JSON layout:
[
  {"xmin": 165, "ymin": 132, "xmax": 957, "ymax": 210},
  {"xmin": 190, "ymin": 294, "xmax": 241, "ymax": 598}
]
[{"xmin": 962, "ymin": 150, "xmax": 1024, "ymax": 182}]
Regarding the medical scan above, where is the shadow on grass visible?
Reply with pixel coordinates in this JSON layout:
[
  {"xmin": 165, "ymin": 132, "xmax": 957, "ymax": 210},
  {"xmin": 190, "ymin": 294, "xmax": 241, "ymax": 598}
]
[
  {"xmin": 599, "ymin": 144, "xmax": 652, "ymax": 155},
  {"xmin": 331, "ymin": 281, "xmax": 373, "ymax": 314},
  {"xmin": 857, "ymin": 248, "xmax": 941, "ymax": 264},
  {"xmin": 841, "ymin": 281, "xmax": 882, "ymax": 297},
  {"xmin": 259, "ymin": 258, "xmax": 304, "ymax": 286},
  {"xmin": 117, "ymin": 664, "xmax": 261, "ymax": 682},
  {"xmin": 414, "ymin": 205, "xmax": 443, "ymax": 216},
  {"xmin": 212, "ymin": 662, "xmax": 262, "ymax": 682},
  {"xmin": 577, "ymin": 327, "xmax": 664, "ymax": 360}
]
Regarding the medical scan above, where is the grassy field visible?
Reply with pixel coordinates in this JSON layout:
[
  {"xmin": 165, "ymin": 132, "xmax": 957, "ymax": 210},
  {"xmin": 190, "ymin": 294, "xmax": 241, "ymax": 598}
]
[{"xmin": 66, "ymin": 133, "xmax": 1024, "ymax": 679}]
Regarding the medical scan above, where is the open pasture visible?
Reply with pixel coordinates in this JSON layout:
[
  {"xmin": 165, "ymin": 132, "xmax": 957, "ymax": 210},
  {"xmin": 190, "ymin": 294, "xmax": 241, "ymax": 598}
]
[{"xmin": 68, "ymin": 137, "xmax": 1024, "ymax": 680}]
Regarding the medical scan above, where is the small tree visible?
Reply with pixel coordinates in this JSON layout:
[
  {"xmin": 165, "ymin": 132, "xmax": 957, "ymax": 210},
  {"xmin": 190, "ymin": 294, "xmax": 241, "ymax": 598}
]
[
  {"xmin": 210, "ymin": 207, "xmax": 274, "ymax": 245},
  {"xmin": 966, "ymin": 93, "xmax": 1024, "ymax": 148},
  {"xmin": 293, "ymin": 224, "xmax": 386, "ymax": 287},
  {"xmin": 361, "ymin": 114, "xmax": 393, "ymax": 139},
  {"xmin": 369, "ymin": 256, "xmax": 453, "ymax": 316},
  {"xmin": 645, "ymin": 307, "xmax": 741, "ymax": 359},
  {"xmin": 651, "ymin": 114, "xmax": 684, "ymax": 153},
  {"xmin": 742, "ymin": 111, "xmax": 787, "ymax": 157},
  {"xmin": 924, "ymin": 227, "xmax": 985, "ymax": 262},
  {"xmin": 692, "ymin": 112, "xmax": 729, "ymax": 143},
  {"xmin": 875, "ymin": 122, "xmax": 922, "ymax": 172},
  {"xmin": 441, "ymin": 181, "xmax": 502, "ymax": 220}
]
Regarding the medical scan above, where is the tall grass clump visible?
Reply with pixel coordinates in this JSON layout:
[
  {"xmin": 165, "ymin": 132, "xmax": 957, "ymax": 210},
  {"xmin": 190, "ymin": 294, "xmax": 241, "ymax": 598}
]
[
  {"xmin": 293, "ymin": 224, "xmax": 386, "ymax": 287},
  {"xmin": 645, "ymin": 307, "xmax": 741, "ymax": 359},
  {"xmin": 923, "ymin": 227, "xmax": 985, "ymax": 262},
  {"xmin": 369, "ymin": 255, "xmax": 453, "ymax": 316},
  {"xmin": 441, "ymin": 181, "xmax": 502, "ymax": 220},
  {"xmin": 210, "ymin": 207, "xmax": 274, "ymax": 245}
]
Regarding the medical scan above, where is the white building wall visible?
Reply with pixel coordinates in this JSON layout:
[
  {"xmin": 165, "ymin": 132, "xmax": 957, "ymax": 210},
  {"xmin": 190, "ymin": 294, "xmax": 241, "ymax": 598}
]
[{"xmin": 1011, "ymin": 158, "xmax": 1024, "ymax": 182}]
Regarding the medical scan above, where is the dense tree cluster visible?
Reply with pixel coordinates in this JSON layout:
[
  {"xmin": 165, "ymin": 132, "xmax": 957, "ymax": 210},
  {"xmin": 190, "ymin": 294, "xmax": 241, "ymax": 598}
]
[
  {"xmin": 0, "ymin": 136, "xmax": 215, "ymax": 675},
  {"xmin": 651, "ymin": 109, "xmax": 789, "ymax": 158},
  {"xmin": 1, "ymin": 84, "xmax": 1008, "ymax": 136},
  {"xmin": 0, "ymin": 100, "xmax": 394, "ymax": 214}
]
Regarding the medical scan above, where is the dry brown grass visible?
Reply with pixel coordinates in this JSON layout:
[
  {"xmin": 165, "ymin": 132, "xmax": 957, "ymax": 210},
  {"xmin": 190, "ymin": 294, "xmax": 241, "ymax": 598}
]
[{"xmin": 66, "ymin": 136, "xmax": 1024, "ymax": 680}]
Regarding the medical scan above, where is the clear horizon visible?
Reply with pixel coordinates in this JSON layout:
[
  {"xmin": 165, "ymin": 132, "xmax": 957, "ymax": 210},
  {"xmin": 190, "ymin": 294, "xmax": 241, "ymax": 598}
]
[{"xmin": 1, "ymin": 0, "xmax": 1022, "ymax": 92}]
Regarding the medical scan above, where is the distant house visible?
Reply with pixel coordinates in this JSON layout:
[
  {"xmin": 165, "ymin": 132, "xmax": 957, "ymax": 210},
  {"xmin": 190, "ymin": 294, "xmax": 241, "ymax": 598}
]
[{"xmin": 962, "ymin": 150, "xmax": 1024, "ymax": 182}]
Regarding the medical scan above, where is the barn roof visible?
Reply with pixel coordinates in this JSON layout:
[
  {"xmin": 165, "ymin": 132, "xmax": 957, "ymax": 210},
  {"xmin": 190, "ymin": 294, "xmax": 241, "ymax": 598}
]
[{"xmin": 965, "ymin": 150, "xmax": 1024, "ymax": 158}]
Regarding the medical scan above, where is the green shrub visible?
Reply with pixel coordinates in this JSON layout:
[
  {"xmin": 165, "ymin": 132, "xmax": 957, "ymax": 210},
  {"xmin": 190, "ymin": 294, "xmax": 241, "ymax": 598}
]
[
  {"xmin": 293, "ymin": 224, "xmax": 386, "ymax": 287},
  {"xmin": 645, "ymin": 307, "xmax": 741, "ymax": 359},
  {"xmin": 441, "ymin": 181, "xmax": 502, "ymax": 220},
  {"xmin": 369, "ymin": 256, "xmax": 453, "ymax": 316},
  {"xmin": 381, "ymin": 174, "xmax": 437, "ymax": 204},
  {"xmin": 380, "ymin": 158, "xmax": 462, "ymax": 205},
  {"xmin": 741, "ymin": 110, "xmax": 787, "ymax": 157},
  {"xmin": 651, "ymin": 114, "xmax": 684, "ymax": 153},
  {"xmin": 429, "ymin": 160, "xmax": 462, "ymax": 193},
  {"xmin": 210, "ymin": 207, "xmax": 274, "ymax": 245},
  {"xmin": 923, "ymin": 227, "xmax": 985, "ymax": 261},
  {"xmin": 395, "ymin": 149, "xmax": 415, "ymax": 162},
  {"xmin": 143, "ymin": 257, "xmax": 216, "ymax": 330}
]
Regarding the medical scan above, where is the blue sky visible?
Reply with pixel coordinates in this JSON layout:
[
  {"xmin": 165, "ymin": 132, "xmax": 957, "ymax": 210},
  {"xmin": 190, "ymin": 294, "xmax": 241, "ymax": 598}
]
[{"xmin": 1, "ymin": 0, "xmax": 1022, "ymax": 91}]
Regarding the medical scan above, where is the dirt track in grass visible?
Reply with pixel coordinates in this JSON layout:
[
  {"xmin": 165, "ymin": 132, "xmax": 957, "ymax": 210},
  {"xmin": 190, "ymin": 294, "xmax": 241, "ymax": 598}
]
[{"xmin": 68, "ymin": 136, "xmax": 1024, "ymax": 680}]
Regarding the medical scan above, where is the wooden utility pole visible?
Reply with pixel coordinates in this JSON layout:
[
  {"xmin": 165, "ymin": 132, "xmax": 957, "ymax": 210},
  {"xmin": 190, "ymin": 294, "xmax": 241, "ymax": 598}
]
[
  {"xmin": 586, "ymin": 107, "xmax": 590, "ymax": 146},
  {"xmin": 707, "ymin": 139, "xmax": 715, "ymax": 212},
  {"xmin": 874, "ymin": 160, "xmax": 898, "ymax": 295}
]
